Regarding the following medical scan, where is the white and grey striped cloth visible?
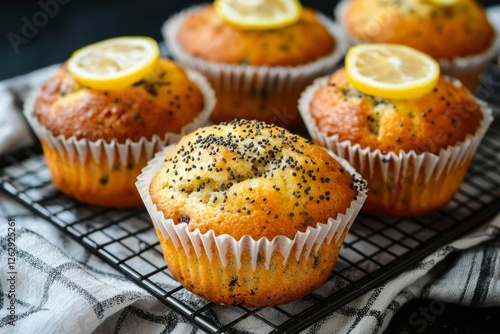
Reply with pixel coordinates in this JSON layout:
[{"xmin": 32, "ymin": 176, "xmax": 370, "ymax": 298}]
[{"xmin": 1, "ymin": 65, "xmax": 499, "ymax": 334}]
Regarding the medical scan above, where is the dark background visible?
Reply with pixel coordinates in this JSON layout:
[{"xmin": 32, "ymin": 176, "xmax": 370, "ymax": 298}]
[
  {"xmin": 0, "ymin": 0, "xmax": 344, "ymax": 80},
  {"xmin": 0, "ymin": 0, "xmax": 497, "ymax": 80},
  {"xmin": 1, "ymin": 0, "xmax": 500, "ymax": 333}
]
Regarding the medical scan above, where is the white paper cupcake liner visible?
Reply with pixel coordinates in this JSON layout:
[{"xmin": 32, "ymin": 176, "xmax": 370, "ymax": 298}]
[
  {"xmin": 162, "ymin": 5, "xmax": 349, "ymax": 113},
  {"xmin": 298, "ymin": 75, "xmax": 494, "ymax": 187},
  {"xmin": 333, "ymin": 0, "xmax": 499, "ymax": 86},
  {"xmin": 23, "ymin": 68, "xmax": 216, "ymax": 169},
  {"xmin": 136, "ymin": 144, "xmax": 367, "ymax": 270},
  {"xmin": 487, "ymin": 5, "xmax": 500, "ymax": 55},
  {"xmin": 438, "ymin": 36, "xmax": 498, "ymax": 85},
  {"xmin": 333, "ymin": 0, "xmax": 356, "ymax": 48}
]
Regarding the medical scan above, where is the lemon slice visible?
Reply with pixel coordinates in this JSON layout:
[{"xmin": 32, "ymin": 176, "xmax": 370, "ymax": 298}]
[
  {"xmin": 345, "ymin": 44, "xmax": 440, "ymax": 100},
  {"xmin": 214, "ymin": 0, "xmax": 302, "ymax": 30},
  {"xmin": 428, "ymin": 0, "xmax": 459, "ymax": 6},
  {"xmin": 67, "ymin": 36, "xmax": 160, "ymax": 91}
]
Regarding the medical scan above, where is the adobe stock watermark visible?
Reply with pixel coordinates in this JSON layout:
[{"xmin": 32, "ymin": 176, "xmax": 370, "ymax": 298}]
[
  {"xmin": 357, "ymin": 4, "xmax": 399, "ymax": 40},
  {"xmin": 5, "ymin": 218, "xmax": 17, "ymax": 326},
  {"xmin": 400, "ymin": 299, "xmax": 445, "ymax": 334},
  {"xmin": 476, "ymin": 71, "xmax": 500, "ymax": 102},
  {"xmin": 7, "ymin": 0, "xmax": 71, "ymax": 54},
  {"xmin": 269, "ymin": 106, "xmax": 298, "ymax": 127}
]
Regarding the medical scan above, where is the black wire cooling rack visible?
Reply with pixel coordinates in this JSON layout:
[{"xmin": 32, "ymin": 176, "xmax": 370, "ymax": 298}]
[{"xmin": 1, "ymin": 61, "xmax": 500, "ymax": 333}]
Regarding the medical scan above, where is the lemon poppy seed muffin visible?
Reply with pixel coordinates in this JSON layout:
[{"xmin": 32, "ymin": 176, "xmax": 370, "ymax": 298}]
[
  {"xmin": 339, "ymin": 0, "xmax": 496, "ymax": 89},
  {"xmin": 143, "ymin": 119, "xmax": 367, "ymax": 306},
  {"xmin": 163, "ymin": 4, "xmax": 344, "ymax": 128},
  {"xmin": 35, "ymin": 59, "xmax": 206, "ymax": 143},
  {"xmin": 342, "ymin": 0, "xmax": 494, "ymax": 60},
  {"xmin": 26, "ymin": 44, "xmax": 215, "ymax": 208},
  {"xmin": 300, "ymin": 68, "xmax": 492, "ymax": 217},
  {"xmin": 177, "ymin": 5, "xmax": 335, "ymax": 66},
  {"xmin": 150, "ymin": 119, "xmax": 358, "ymax": 239},
  {"xmin": 310, "ymin": 69, "xmax": 483, "ymax": 155}
]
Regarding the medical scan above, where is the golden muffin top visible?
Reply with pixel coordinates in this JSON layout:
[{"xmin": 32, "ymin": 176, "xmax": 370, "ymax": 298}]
[
  {"xmin": 34, "ymin": 58, "xmax": 205, "ymax": 143},
  {"xmin": 342, "ymin": 0, "xmax": 494, "ymax": 60},
  {"xmin": 150, "ymin": 119, "xmax": 363, "ymax": 240},
  {"xmin": 176, "ymin": 5, "xmax": 336, "ymax": 66},
  {"xmin": 309, "ymin": 68, "xmax": 484, "ymax": 155}
]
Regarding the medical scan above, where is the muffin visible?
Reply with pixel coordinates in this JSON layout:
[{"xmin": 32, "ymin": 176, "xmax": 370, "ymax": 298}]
[
  {"xmin": 24, "ymin": 37, "xmax": 215, "ymax": 208},
  {"xmin": 336, "ymin": 0, "xmax": 497, "ymax": 90},
  {"xmin": 299, "ymin": 68, "xmax": 493, "ymax": 217},
  {"xmin": 136, "ymin": 119, "xmax": 367, "ymax": 307},
  {"xmin": 162, "ymin": 3, "xmax": 345, "ymax": 129}
]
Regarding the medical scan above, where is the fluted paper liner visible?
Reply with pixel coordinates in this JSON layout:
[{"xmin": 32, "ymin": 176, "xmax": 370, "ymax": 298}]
[
  {"xmin": 23, "ymin": 69, "xmax": 216, "ymax": 169},
  {"xmin": 162, "ymin": 5, "xmax": 349, "ymax": 126},
  {"xmin": 136, "ymin": 144, "xmax": 367, "ymax": 271},
  {"xmin": 333, "ymin": 0, "xmax": 499, "ymax": 89},
  {"xmin": 298, "ymin": 75, "xmax": 493, "ymax": 216}
]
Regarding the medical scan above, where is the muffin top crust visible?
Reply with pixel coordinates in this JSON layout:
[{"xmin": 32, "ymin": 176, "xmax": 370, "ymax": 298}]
[
  {"xmin": 342, "ymin": 0, "xmax": 494, "ymax": 60},
  {"xmin": 176, "ymin": 5, "xmax": 335, "ymax": 66},
  {"xmin": 309, "ymin": 68, "xmax": 484, "ymax": 154},
  {"xmin": 34, "ymin": 58, "xmax": 205, "ymax": 142},
  {"xmin": 150, "ymin": 119, "xmax": 364, "ymax": 240}
]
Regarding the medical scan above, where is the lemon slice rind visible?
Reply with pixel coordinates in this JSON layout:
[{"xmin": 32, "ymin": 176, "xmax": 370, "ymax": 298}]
[
  {"xmin": 345, "ymin": 44, "xmax": 440, "ymax": 100},
  {"xmin": 67, "ymin": 36, "xmax": 160, "ymax": 91},
  {"xmin": 429, "ymin": 0, "xmax": 459, "ymax": 7},
  {"xmin": 213, "ymin": 0, "xmax": 302, "ymax": 30}
]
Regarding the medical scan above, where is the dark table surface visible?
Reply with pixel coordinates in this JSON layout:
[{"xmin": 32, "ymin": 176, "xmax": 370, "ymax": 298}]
[{"xmin": 1, "ymin": 1, "xmax": 500, "ymax": 333}]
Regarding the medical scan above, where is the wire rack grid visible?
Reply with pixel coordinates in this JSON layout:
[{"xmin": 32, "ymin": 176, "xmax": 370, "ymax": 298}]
[{"xmin": 1, "ymin": 61, "xmax": 500, "ymax": 333}]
